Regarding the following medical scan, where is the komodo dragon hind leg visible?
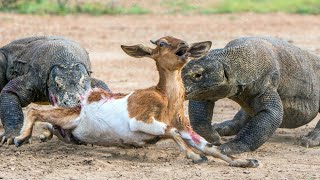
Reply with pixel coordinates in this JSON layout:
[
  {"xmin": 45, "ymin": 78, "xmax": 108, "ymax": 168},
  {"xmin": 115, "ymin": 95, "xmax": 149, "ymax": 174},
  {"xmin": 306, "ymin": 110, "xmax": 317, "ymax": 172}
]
[{"xmin": 299, "ymin": 120, "xmax": 320, "ymax": 147}]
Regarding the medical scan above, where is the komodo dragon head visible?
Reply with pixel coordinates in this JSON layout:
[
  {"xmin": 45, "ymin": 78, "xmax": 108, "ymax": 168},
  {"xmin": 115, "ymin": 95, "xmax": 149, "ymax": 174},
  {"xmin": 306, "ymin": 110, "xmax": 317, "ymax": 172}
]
[
  {"xmin": 47, "ymin": 63, "xmax": 91, "ymax": 107},
  {"xmin": 182, "ymin": 53, "xmax": 238, "ymax": 101}
]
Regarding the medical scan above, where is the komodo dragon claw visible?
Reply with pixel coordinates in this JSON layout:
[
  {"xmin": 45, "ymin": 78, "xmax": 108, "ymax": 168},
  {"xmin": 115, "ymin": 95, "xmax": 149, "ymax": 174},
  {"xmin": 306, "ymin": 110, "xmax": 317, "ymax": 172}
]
[
  {"xmin": 0, "ymin": 130, "xmax": 20, "ymax": 146},
  {"xmin": 299, "ymin": 129, "xmax": 320, "ymax": 148}
]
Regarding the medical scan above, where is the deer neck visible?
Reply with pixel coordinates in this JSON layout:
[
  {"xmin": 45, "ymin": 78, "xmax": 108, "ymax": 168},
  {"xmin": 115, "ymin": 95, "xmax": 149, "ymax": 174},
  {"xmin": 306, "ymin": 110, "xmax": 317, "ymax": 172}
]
[{"xmin": 156, "ymin": 66, "xmax": 185, "ymax": 113}]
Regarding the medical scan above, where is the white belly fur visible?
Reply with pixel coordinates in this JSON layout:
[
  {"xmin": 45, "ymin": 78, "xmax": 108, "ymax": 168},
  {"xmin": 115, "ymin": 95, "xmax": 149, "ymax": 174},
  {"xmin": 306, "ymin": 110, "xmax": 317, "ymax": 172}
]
[{"xmin": 72, "ymin": 93, "xmax": 165, "ymax": 147}]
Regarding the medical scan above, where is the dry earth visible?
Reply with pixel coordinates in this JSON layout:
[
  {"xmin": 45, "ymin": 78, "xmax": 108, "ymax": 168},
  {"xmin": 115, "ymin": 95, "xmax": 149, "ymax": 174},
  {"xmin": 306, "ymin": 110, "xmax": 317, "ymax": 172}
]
[{"xmin": 0, "ymin": 13, "xmax": 320, "ymax": 179}]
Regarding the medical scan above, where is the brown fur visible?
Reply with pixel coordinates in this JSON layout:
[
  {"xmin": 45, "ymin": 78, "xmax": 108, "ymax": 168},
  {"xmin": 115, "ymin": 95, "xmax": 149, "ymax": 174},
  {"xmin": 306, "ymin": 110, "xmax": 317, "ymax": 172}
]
[
  {"xmin": 87, "ymin": 88, "xmax": 127, "ymax": 104},
  {"xmin": 157, "ymin": 68, "xmax": 187, "ymax": 130},
  {"xmin": 127, "ymin": 87, "xmax": 168, "ymax": 124},
  {"xmin": 29, "ymin": 108, "xmax": 80, "ymax": 128}
]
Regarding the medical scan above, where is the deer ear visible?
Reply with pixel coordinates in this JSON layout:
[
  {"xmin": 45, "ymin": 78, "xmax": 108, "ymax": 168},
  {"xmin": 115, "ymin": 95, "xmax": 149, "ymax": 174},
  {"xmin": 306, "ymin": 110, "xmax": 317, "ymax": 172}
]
[
  {"xmin": 121, "ymin": 44, "xmax": 152, "ymax": 58},
  {"xmin": 187, "ymin": 41, "xmax": 212, "ymax": 59}
]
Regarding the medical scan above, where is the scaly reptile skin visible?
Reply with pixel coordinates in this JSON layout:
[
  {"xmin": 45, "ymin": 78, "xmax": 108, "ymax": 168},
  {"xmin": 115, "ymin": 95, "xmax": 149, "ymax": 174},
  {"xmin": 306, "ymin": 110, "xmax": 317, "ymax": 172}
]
[
  {"xmin": 182, "ymin": 37, "xmax": 320, "ymax": 155},
  {"xmin": 0, "ymin": 36, "xmax": 110, "ymax": 145}
]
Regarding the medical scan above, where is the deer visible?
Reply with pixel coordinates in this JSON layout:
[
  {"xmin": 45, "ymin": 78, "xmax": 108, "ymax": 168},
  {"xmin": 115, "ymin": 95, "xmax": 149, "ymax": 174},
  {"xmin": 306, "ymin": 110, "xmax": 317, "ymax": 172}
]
[{"xmin": 13, "ymin": 36, "xmax": 259, "ymax": 168}]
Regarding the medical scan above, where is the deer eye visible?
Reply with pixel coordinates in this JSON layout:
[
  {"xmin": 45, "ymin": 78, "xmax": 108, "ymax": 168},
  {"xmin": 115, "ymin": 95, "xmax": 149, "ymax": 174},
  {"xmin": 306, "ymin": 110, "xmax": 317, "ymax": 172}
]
[{"xmin": 159, "ymin": 41, "xmax": 168, "ymax": 47}]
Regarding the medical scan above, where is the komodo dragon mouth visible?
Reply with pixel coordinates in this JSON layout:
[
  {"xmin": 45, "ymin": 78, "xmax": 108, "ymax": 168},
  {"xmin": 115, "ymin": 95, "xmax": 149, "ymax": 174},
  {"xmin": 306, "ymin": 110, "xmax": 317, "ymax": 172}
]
[
  {"xmin": 185, "ymin": 84, "xmax": 224, "ymax": 101},
  {"xmin": 185, "ymin": 87, "xmax": 211, "ymax": 100},
  {"xmin": 49, "ymin": 91, "xmax": 58, "ymax": 106}
]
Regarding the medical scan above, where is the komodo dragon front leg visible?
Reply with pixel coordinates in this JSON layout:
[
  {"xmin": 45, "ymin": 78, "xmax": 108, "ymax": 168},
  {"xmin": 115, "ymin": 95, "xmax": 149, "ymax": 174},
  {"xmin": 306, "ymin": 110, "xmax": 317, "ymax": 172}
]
[
  {"xmin": 219, "ymin": 90, "xmax": 283, "ymax": 155},
  {"xmin": 188, "ymin": 100, "xmax": 221, "ymax": 144},
  {"xmin": 189, "ymin": 101, "xmax": 253, "ymax": 145},
  {"xmin": 0, "ymin": 74, "xmax": 36, "ymax": 145}
]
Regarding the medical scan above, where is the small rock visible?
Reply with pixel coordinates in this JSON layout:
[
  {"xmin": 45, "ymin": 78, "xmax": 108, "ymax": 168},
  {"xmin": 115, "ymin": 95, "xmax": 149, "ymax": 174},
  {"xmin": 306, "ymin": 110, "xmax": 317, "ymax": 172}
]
[
  {"xmin": 103, "ymin": 154, "xmax": 112, "ymax": 158},
  {"xmin": 243, "ymin": 171, "xmax": 250, "ymax": 174},
  {"xmin": 287, "ymin": 39, "xmax": 294, "ymax": 44}
]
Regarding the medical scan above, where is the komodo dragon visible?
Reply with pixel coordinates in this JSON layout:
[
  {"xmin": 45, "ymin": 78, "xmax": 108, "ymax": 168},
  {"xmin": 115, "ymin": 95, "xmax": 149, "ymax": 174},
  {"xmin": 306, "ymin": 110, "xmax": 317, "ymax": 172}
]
[
  {"xmin": 182, "ymin": 36, "xmax": 320, "ymax": 155},
  {"xmin": 0, "ymin": 36, "xmax": 110, "ymax": 145}
]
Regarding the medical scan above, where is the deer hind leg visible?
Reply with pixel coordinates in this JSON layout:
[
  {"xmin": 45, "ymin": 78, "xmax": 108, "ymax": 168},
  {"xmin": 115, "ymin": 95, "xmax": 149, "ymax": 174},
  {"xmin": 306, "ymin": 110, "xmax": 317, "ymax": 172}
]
[
  {"xmin": 168, "ymin": 128, "xmax": 207, "ymax": 164},
  {"xmin": 128, "ymin": 118, "xmax": 206, "ymax": 163},
  {"xmin": 14, "ymin": 107, "xmax": 80, "ymax": 147},
  {"xmin": 37, "ymin": 122, "xmax": 54, "ymax": 142},
  {"xmin": 180, "ymin": 129, "xmax": 259, "ymax": 168}
]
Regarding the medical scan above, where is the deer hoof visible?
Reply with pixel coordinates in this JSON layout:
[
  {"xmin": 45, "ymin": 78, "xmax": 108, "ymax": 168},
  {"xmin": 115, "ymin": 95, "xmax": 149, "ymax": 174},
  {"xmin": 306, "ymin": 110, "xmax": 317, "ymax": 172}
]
[
  {"xmin": 247, "ymin": 159, "xmax": 260, "ymax": 168},
  {"xmin": 13, "ymin": 137, "xmax": 29, "ymax": 147},
  {"xmin": 192, "ymin": 154, "xmax": 208, "ymax": 164}
]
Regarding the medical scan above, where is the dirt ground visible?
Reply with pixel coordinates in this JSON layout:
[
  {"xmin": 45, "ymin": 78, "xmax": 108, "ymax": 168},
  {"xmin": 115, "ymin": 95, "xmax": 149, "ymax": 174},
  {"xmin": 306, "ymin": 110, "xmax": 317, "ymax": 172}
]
[{"xmin": 0, "ymin": 13, "xmax": 320, "ymax": 179}]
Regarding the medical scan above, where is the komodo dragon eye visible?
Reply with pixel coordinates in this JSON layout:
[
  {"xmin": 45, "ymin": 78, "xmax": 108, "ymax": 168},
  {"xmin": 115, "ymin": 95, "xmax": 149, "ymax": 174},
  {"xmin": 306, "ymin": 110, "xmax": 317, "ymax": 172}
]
[
  {"xmin": 79, "ymin": 74, "xmax": 87, "ymax": 88},
  {"xmin": 193, "ymin": 73, "xmax": 202, "ymax": 79},
  {"xmin": 55, "ymin": 77, "xmax": 63, "ymax": 88},
  {"xmin": 191, "ymin": 73, "xmax": 203, "ymax": 81}
]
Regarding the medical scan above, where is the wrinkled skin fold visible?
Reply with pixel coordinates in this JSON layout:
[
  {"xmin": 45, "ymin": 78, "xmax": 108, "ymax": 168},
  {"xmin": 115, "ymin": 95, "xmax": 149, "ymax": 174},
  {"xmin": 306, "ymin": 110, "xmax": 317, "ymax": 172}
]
[{"xmin": 183, "ymin": 36, "xmax": 320, "ymax": 154}]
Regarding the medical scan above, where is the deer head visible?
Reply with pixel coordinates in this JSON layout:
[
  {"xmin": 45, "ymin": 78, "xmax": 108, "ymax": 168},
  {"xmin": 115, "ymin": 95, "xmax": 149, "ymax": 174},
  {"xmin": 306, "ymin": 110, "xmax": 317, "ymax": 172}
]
[{"xmin": 121, "ymin": 36, "xmax": 212, "ymax": 71}]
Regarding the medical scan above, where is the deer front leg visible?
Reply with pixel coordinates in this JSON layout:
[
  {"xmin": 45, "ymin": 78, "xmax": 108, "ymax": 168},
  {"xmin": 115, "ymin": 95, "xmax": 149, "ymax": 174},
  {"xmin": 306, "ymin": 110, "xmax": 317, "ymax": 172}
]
[
  {"xmin": 14, "ymin": 107, "xmax": 39, "ymax": 146},
  {"xmin": 14, "ymin": 107, "xmax": 80, "ymax": 147},
  {"xmin": 179, "ymin": 128, "xmax": 259, "ymax": 168},
  {"xmin": 168, "ymin": 128, "xmax": 207, "ymax": 164}
]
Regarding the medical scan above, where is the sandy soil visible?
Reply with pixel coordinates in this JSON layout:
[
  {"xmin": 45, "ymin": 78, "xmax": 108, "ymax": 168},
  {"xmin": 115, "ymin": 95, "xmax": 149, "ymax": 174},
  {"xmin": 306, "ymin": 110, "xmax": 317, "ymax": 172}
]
[{"xmin": 0, "ymin": 13, "xmax": 319, "ymax": 179}]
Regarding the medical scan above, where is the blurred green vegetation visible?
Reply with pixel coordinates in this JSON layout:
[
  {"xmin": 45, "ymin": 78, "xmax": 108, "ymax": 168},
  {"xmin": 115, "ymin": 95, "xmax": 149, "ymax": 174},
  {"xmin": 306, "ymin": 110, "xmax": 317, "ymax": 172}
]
[
  {"xmin": 160, "ymin": 0, "xmax": 199, "ymax": 14},
  {"xmin": 0, "ymin": 0, "xmax": 149, "ymax": 15},
  {"xmin": 0, "ymin": 0, "xmax": 319, "ymax": 15},
  {"xmin": 201, "ymin": 0, "xmax": 320, "ymax": 14}
]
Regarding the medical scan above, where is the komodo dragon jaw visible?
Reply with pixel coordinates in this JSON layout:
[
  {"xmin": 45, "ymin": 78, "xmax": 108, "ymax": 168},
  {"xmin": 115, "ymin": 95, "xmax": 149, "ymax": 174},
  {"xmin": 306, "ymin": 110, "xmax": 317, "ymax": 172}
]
[
  {"xmin": 47, "ymin": 64, "xmax": 91, "ymax": 108},
  {"xmin": 182, "ymin": 55, "xmax": 237, "ymax": 101}
]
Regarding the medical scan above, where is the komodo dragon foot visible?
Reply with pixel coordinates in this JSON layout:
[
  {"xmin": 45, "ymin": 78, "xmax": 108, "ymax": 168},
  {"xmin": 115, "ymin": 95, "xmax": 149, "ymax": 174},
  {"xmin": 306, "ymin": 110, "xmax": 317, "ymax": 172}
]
[
  {"xmin": 299, "ymin": 129, "xmax": 320, "ymax": 148},
  {"xmin": 218, "ymin": 141, "xmax": 251, "ymax": 155},
  {"xmin": 299, "ymin": 121, "xmax": 320, "ymax": 148},
  {"xmin": 0, "ymin": 130, "xmax": 21, "ymax": 146}
]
